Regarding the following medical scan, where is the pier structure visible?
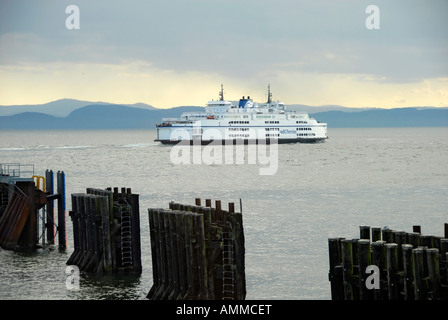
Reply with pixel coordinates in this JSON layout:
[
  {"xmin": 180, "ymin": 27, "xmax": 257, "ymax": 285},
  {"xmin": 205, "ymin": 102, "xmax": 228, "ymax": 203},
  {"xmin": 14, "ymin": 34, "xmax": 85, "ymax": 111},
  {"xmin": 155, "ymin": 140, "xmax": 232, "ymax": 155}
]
[
  {"xmin": 67, "ymin": 187, "xmax": 142, "ymax": 274},
  {"xmin": 328, "ymin": 224, "xmax": 448, "ymax": 300},
  {"xmin": 0, "ymin": 163, "xmax": 66, "ymax": 250},
  {"xmin": 147, "ymin": 198, "xmax": 246, "ymax": 300}
]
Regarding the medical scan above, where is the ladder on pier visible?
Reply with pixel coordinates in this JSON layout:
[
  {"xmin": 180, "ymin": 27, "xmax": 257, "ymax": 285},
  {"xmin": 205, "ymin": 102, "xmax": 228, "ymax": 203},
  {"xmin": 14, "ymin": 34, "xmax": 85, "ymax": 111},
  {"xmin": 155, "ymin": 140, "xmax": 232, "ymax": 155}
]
[
  {"xmin": 221, "ymin": 223, "xmax": 235, "ymax": 300},
  {"xmin": 119, "ymin": 204, "xmax": 133, "ymax": 269}
]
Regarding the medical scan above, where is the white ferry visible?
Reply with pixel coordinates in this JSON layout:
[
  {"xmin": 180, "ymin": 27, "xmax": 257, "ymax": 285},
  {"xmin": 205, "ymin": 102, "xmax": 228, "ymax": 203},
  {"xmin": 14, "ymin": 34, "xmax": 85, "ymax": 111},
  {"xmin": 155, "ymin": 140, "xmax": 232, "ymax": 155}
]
[{"xmin": 155, "ymin": 85, "xmax": 328, "ymax": 144}]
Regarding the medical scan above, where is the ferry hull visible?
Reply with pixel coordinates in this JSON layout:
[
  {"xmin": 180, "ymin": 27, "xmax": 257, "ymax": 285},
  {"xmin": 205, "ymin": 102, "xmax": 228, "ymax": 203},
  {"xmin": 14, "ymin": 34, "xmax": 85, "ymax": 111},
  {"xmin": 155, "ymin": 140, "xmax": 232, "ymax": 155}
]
[{"xmin": 155, "ymin": 137, "xmax": 327, "ymax": 145}]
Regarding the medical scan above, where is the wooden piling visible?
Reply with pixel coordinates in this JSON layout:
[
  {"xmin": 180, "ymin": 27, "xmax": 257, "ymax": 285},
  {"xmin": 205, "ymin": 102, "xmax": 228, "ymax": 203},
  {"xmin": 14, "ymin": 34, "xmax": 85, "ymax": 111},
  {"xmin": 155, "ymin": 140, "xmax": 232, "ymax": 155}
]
[
  {"xmin": 382, "ymin": 228, "xmax": 394, "ymax": 243},
  {"xmin": 427, "ymin": 248, "xmax": 441, "ymax": 300},
  {"xmin": 371, "ymin": 227, "xmax": 382, "ymax": 242},
  {"xmin": 328, "ymin": 224, "xmax": 448, "ymax": 300},
  {"xmin": 147, "ymin": 199, "xmax": 246, "ymax": 300},
  {"xmin": 402, "ymin": 244, "xmax": 414, "ymax": 300},
  {"xmin": 408, "ymin": 232, "xmax": 421, "ymax": 247},
  {"xmin": 358, "ymin": 239, "xmax": 372, "ymax": 300},
  {"xmin": 328, "ymin": 238, "xmax": 344, "ymax": 300},
  {"xmin": 359, "ymin": 226, "xmax": 370, "ymax": 240},
  {"xmin": 385, "ymin": 243, "xmax": 400, "ymax": 300},
  {"xmin": 67, "ymin": 187, "xmax": 141, "ymax": 274},
  {"xmin": 371, "ymin": 240, "xmax": 387, "ymax": 300},
  {"xmin": 413, "ymin": 247, "xmax": 427, "ymax": 300},
  {"xmin": 341, "ymin": 239, "xmax": 354, "ymax": 300}
]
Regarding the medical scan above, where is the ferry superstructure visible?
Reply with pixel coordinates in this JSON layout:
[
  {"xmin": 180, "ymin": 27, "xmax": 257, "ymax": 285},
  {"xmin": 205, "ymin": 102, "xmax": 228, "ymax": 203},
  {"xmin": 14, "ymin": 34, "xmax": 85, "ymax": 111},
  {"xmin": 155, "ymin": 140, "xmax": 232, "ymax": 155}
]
[{"xmin": 155, "ymin": 85, "xmax": 328, "ymax": 144}]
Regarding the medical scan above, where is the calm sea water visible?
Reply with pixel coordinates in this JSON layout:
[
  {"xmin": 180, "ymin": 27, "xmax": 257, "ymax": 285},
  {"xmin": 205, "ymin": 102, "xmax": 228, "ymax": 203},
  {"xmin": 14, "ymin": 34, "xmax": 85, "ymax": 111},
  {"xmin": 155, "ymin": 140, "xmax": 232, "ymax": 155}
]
[{"xmin": 0, "ymin": 128, "xmax": 447, "ymax": 300}]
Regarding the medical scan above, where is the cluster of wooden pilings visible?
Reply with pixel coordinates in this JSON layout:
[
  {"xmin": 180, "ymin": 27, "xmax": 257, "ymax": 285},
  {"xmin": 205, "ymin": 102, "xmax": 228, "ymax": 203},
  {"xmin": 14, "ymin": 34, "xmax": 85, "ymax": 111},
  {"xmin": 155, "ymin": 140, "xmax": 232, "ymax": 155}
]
[
  {"xmin": 67, "ymin": 187, "xmax": 142, "ymax": 274},
  {"xmin": 147, "ymin": 198, "xmax": 246, "ymax": 300},
  {"xmin": 328, "ymin": 224, "xmax": 448, "ymax": 300},
  {"xmin": 0, "ymin": 170, "xmax": 66, "ymax": 251}
]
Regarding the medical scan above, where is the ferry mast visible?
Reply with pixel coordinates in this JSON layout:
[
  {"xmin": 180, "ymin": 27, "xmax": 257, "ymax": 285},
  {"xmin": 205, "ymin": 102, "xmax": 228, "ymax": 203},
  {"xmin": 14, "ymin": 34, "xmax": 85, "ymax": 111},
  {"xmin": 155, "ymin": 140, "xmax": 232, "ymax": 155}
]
[
  {"xmin": 219, "ymin": 84, "xmax": 224, "ymax": 101},
  {"xmin": 267, "ymin": 84, "xmax": 272, "ymax": 104}
]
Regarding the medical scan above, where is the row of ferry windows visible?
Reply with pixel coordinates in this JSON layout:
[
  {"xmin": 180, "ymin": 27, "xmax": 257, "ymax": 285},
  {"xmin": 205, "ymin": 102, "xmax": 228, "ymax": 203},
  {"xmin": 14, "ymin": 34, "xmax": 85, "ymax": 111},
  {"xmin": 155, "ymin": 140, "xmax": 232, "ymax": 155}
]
[
  {"xmin": 229, "ymin": 121, "xmax": 250, "ymax": 124},
  {"xmin": 228, "ymin": 133, "xmax": 315, "ymax": 138},
  {"xmin": 229, "ymin": 127, "xmax": 249, "ymax": 131},
  {"xmin": 228, "ymin": 127, "xmax": 312, "ymax": 132},
  {"xmin": 228, "ymin": 120, "xmax": 308, "ymax": 125},
  {"xmin": 229, "ymin": 133, "xmax": 250, "ymax": 138},
  {"xmin": 265, "ymin": 127, "xmax": 312, "ymax": 131}
]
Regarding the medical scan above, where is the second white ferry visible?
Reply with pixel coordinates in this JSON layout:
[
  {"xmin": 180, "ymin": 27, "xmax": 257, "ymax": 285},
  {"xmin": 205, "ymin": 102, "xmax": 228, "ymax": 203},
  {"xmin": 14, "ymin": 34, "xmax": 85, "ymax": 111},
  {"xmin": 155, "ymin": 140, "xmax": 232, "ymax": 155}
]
[{"xmin": 155, "ymin": 85, "xmax": 328, "ymax": 144}]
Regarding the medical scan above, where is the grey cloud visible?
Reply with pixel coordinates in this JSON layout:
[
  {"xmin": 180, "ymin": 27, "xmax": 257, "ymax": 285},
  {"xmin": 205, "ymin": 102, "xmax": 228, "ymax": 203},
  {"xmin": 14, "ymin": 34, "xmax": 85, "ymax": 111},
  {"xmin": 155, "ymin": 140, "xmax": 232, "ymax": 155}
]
[{"xmin": 1, "ymin": 0, "xmax": 446, "ymax": 83}]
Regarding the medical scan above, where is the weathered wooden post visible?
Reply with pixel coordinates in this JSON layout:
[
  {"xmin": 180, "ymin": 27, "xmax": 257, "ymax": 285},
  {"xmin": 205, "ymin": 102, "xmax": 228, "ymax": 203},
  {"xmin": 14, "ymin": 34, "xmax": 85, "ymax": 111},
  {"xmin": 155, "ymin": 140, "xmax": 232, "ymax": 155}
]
[
  {"xmin": 394, "ymin": 231, "xmax": 406, "ymax": 271},
  {"xmin": 413, "ymin": 247, "xmax": 427, "ymax": 300},
  {"xmin": 371, "ymin": 241, "xmax": 386, "ymax": 300},
  {"xmin": 360, "ymin": 226, "xmax": 370, "ymax": 240},
  {"xmin": 175, "ymin": 211, "xmax": 188, "ymax": 299},
  {"xmin": 156, "ymin": 209, "xmax": 168, "ymax": 299},
  {"xmin": 162, "ymin": 210, "xmax": 175, "ymax": 299},
  {"xmin": 382, "ymin": 228, "xmax": 394, "ymax": 243},
  {"xmin": 99, "ymin": 195, "xmax": 113, "ymax": 273},
  {"xmin": 184, "ymin": 212, "xmax": 197, "ymax": 299},
  {"xmin": 231, "ymin": 208, "xmax": 246, "ymax": 300},
  {"xmin": 195, "ymin": 213, "xmax": 208, "ymax": 299},
  {"xmin": 372, "ymin": 227, "xmax": 382, "ymax": 242},
  {"xmin": 358, "ymin": 239, "xmax": 372, "ymax": 300},
  {"xmin": 427, "ymin": 248, "xmax": 441, "ymax": 300},
  {"xmin": 328, "ymin": 238, "xmax": 344, "ymax": 300},
  {"xmin": 421, "ymin": 235, "xmax": 434, "ymax": 248},
  {"xmin": 441, "ymin": 238, "xmax": 448, "ymax": 285},
  {"xmin": 386, "ymin": 243, "xmax": 400, "ymax": 300},
  {"xmin": 402, "ymin": 244, "xmax": 414, "ymax": 300},
  {"xmin": 408, "ymin": 232, "xmax": 421, "ymax": 247},
  {"xmin": 128, "ymin": 189, "xmax": 142, "ymax": 273},
  {"xmin": 341, "ymin": 239, "xmax": 354, "ymax": 300},
  {"xmin": 67, "ymin": 194, "xmax": 80, "ymax": 265},
  {"xmin": 79, "ymin": 195, "xmax": 93, "ymax": 270},
  {"xmin": 147, "ymin": 209, "xmax": 157, "ymax": 298},
  {"xmin": 215, "ymin": 200, "xmax": 222, "ymax": 221}
]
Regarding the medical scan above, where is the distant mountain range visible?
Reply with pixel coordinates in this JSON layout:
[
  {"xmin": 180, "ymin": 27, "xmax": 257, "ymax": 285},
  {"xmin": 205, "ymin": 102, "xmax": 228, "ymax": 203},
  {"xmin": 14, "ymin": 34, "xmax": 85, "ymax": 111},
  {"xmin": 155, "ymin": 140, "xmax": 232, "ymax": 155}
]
[
  {"xmin": 0, "ymin": 99, "xmax": 157, "ymax": 117},
  {"xmin": 0, "ymin": 99, "xmax": 447, "ymax": 129}
]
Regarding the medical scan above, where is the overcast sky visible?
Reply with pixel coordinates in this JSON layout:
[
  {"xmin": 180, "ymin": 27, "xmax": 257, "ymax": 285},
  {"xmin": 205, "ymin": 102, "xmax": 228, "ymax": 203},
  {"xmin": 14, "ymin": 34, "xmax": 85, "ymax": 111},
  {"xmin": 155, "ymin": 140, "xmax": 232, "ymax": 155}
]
[{"xmin": 0, "ymin": 0, "xmax": 447, "ymax": 108}]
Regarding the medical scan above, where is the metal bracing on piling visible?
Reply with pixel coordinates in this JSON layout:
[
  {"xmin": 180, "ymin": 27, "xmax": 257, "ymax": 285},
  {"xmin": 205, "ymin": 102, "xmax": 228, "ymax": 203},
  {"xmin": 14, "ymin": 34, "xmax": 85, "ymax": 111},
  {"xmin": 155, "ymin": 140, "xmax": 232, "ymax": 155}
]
[
  {"xmin": 328, "ymin": 224, "xmax": 448, "ymax": 300},
  {"xmin": 147, "ymin": 198, "xmax": 246, "ymax": 300},
  {"xmin": 0, "ymin": 169, "xmax": 66, "ymax": 251}
]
